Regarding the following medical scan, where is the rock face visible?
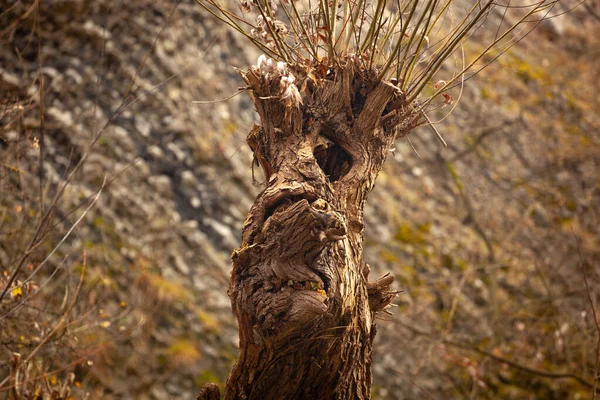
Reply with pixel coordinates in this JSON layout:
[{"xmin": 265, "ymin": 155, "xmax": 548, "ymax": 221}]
[{"xmin": 1, "ymin": 1, "xmax": 598, "ymax": 399}]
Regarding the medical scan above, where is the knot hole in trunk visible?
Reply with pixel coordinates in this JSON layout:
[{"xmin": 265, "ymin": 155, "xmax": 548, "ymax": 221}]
[{"xmin": 313, "ymin": 137, "xmax": 352, "ymax": 183}]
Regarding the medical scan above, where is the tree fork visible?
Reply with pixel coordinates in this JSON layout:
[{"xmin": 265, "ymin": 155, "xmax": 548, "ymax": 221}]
[{"xmin": 204, "ymin": 58, "xmax": 412, "ymax": 400}]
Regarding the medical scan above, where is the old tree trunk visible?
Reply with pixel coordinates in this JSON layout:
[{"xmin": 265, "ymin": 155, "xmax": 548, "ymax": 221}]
[{"xmin": 202, "ymin": 58, "xmax": 416, "ymax": 400}]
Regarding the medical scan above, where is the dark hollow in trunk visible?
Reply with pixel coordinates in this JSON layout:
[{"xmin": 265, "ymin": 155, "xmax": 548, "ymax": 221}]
[{"xmin": 220, "ymin": 58, "xmax": 414, "ymax": 400}]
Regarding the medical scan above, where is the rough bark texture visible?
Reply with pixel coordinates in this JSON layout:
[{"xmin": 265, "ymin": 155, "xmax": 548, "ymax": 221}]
[{"xmin": 224, "ymin": 59, "xmax": 410, "ymax": 399}]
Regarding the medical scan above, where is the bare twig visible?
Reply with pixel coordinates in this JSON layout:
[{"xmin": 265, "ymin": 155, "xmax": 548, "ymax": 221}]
[
  {"xmin": 0, "ymin": 0, "xmax": 185, "ymax": 303},
  {"xmin": 584, "ymin": 2, "xmax": 600, "ymax": 21},
  {"xmin": 574, "ymin": 231, "xmax": 600, "ymax": 399},
  {"xmin": 398, "ymin": 320, "xmax": 598, "ymax": 391},
  {"xmin": 449, "ymin": 119, "xmax": 519, "ymax": 163},
  {"xmin": 1, "ymin": 176, "xmax": 106, "ymax": 320}
]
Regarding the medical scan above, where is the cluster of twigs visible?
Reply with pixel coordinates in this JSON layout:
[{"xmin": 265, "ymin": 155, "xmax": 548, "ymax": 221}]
[
  {"xmin": 197, "ymin": 0, "xmax": 562, "ymax": 111},
  {"xmin": 7, "ymin": 353, "xmax": 77, "ymax": 400},
  {"xmin": 0, "ymin": 1, "xmax": 184, "ymax": 397}
]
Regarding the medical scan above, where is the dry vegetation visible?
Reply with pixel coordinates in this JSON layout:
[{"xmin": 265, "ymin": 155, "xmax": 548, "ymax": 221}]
[{"xmin": 0, "ymin": 0, "xmax": 599, "ymax": 399}]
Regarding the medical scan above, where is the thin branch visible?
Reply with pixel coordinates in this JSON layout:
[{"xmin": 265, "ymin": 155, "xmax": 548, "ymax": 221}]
[
  {"xmin": 574, "ymin": 231, "xmax": 600, "ymax": 399},
  {"xmin": 449, "ymin": 119, "xmax": 519, "ymax": 162},
  {"xmin": 398, "ymin": 320, "xmax": 599, "ymax": 391},
  {"xmin": 584, "ymin": 2, "xmax": 600, "ymax": 21},
  {"xmin": 192, "ymin": 87, "xmax": 248, "ymax": 104},
  {"xmin": 1, "ymin": 177, "xmax": 105, "ymax": 320}
]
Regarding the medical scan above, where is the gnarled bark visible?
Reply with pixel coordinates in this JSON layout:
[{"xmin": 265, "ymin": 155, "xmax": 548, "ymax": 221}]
[{"xmin": 224, "ymin": 58, "xmax": 411, "ymax": 399}]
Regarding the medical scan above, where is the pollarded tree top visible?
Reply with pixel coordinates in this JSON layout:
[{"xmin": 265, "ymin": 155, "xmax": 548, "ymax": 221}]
[{"xmin": 198, "ymin": 0, "xmax": 567, "ymax": 138}]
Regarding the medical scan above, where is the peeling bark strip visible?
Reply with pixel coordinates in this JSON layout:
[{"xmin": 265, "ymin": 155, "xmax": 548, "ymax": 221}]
[{"xmin": 225, "ymin": 58, "xmax": 408, "ymax": 399}]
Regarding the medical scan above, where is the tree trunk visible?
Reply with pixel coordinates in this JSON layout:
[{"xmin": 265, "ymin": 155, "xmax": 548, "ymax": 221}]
[{"xmin": 222, "ymin": 59, "xmax": 410, "ymax": 399}]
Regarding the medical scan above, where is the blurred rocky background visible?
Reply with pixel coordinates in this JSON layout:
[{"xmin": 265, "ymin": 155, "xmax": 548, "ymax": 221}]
[{"xmin": 0, "ymin": 0, "xmax": 598, "ymax": 398}]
